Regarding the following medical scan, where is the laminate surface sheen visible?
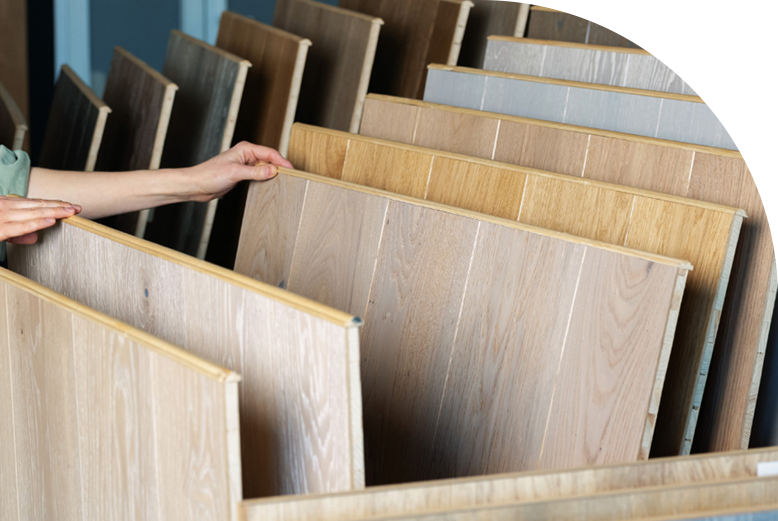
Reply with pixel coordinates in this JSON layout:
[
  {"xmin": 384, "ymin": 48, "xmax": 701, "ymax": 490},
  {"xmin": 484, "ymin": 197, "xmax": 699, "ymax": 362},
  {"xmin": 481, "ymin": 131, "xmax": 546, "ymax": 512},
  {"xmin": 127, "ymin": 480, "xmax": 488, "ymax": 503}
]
[
  {"xmin": 0, "ymin": 267, "xmax": 241, "ymax": 521},
  {"xmin": 0, "ymin": 80, "xmax": 27, "ymax": 150},
  {"xmin": 144, "ymin": 30, "xmax": 250, "ymax": 259},
  {"xmin": 236, "ymin": 168, "xmax": 689, "ymax": 485},
  {"xmin": 359, "ymin": 95, "xmax": 775, "ymax": 455},
  {"xmin": 526, "ymin": 6, "xmax": 641, "ymax": 49},
  {"xmin": 96, "ymin": 48, "xmax": 178, "ymax": 238},
  {"xmin": 457, "ymin": 1, "xmax": 529, "ymax": 68},
  {"xmin": 289, "ymin": 123, "xmax": 745, "ymax": 458},
  {"xmin": 9, "ymin": 217, "xmax": 364, "ymax": 499},
  {"xmin": 39, "ymin": 65, "xmax": 111, "ymax": 171}
]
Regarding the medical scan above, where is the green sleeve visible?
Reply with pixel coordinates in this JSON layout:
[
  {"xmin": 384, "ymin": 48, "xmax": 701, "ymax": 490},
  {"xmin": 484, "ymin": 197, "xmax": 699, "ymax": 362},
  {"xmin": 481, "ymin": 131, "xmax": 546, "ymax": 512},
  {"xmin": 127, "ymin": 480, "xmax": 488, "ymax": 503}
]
[{"xmin": 0, "ymin": 145, "xmax": 31, "ymax": 197}]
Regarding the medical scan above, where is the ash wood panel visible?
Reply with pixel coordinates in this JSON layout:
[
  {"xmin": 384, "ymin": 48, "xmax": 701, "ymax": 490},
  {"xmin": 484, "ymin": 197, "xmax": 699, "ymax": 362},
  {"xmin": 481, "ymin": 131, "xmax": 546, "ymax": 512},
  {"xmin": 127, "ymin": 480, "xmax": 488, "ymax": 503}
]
[
  {"xmin": 144, "ymin": 30, "xmax": 250, "ymax": 259},
  {"xmin": 238, "ymin": 448, "xmax": 778, "ymax": 521},
  {"xmin": 358, "ymin": 98, "xmax": 777, "ymax": 450},
  {"xmin": 338, "ymin": 0, "xmax": 442, "ymax": 99},
  {"xmin": 236, "ymin": 168, "xmax": 689, "ymax": 485},
  {"xmin": 526, "ymin": 6, "xmax": 640, "ymax": 49},
  {"xmin": 0, "ymin": 0, "xmax": 28, "ymax": 120},
  {"xmin": 39, "ymin": 65, "xmax": 111, "ymax": 171},
  {"xmin": 0, "ymin": 267, "xmax": 241, "ymax": 521},
  {"xmin": 457, "ymin": 1, "xmax": 528, "ymax": 68},
  {"xmin": 0, "ymin": 283, "xmax": 18, "ymax": 520},
  {"xmin": 0, "ymin": 80, "xmax": 27, "ymax": 150},
  {"xmin": 96, "ymin": 47, "xmax": 177, "ymax": 238},
  {"xmin": 8, "ymin": 216, "xmax": 364, "ymax": 499}
]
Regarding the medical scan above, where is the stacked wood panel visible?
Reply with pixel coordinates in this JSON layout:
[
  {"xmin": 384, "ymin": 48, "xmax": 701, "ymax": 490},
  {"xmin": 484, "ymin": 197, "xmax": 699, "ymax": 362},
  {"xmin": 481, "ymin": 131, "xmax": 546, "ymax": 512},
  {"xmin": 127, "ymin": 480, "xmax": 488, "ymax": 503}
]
[
  {"xmin": 525, "ymin": 6, "xmax": 640, "ymax": 49},
  {"xmin": 426, "ymin": 0, "xmax": 473, "ymax": 71},
  {"xmin": 0, "ymin": 80, "xmax": 27, "ymax": 150}
]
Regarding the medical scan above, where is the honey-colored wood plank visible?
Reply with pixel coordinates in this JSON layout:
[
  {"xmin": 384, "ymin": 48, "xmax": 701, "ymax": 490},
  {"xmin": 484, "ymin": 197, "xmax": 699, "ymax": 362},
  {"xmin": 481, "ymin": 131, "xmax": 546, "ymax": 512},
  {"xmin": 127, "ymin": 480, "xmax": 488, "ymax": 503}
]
[
  {"xmin": 0, "ymin": 80, "xmax": 27, "ymax": 150},
  {"xmin": 287, "ymin": 123, "xmax": 349, "ymax": 179},
  {"xmin": 494, "ymin": 119, "xmax": 589, "ymax": 177}
]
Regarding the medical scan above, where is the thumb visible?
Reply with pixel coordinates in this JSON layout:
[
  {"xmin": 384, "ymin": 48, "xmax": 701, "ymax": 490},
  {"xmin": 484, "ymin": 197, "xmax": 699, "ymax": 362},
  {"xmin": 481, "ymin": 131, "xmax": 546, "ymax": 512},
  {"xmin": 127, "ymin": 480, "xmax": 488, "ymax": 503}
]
[{"xmin": 253, "ymin": 162, "xmax": 278, "ymax": 181}]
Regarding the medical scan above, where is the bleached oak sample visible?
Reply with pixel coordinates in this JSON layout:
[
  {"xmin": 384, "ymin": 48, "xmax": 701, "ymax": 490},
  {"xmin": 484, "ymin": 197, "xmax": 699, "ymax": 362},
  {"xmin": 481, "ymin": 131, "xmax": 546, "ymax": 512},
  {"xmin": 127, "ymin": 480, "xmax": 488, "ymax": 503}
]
[
  {"xmin": 209, "ymin": 12, "xmax": 310, "ymax": 269},
  {"xmin": 144, "ymin": 30, "xmax": 250, "ymax": 259},
  {"xmin": 0, "ymin": 80, "xmax": 27, "ymax": 150},
  {"xmin": 457, "ymin": 1, "xmax": 529, "ymax": 68},
  {"xmin": 288, "ymin": 123, "xmax": 745, "ymax": 458},
  {"xmin": 528, "ymin": 2, "xmax": 778, "ymax": 61},
  {"xmin": 8, "ymin": 216, "xmax": 364, "ymax": 499},
  {"xmin": 38, "ymin": 65, "xmax": 111, "ymax": 171},
  {"xmin": 238, "ymin": 448, "xmax": 778, "ymax": 521},
  {"xmin": 0, "ymin": 267, "xmax": 241, "ymax": 521},
  {"xmin": 359, "ymin": 94, "xmax": 776, "ymax": 455},
  {"xmin": 338, "ymin": 0, "xmax": 441, "ymax": 99},
  {"xmin": 236, "ymin": 168, "xmax": 689, "ymax": 485},
  {"xmin": 95, "ymin": 47, "xmax": 178, "ymax": 238},
  {"xmin": 426, "ymin": 0, "xmax": 473, "ymax": 69}
]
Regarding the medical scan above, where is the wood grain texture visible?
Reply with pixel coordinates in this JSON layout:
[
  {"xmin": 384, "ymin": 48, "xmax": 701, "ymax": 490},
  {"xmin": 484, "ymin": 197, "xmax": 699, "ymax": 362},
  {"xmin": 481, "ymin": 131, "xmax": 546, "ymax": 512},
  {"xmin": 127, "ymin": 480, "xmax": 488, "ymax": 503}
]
[
  {"xmin": 238, "ymin": 447, "xmax": 778, "ymax": 521},
  {"xmin": 9, "ymin": 216, "xmax": 364, "ymax": 499},
  {"xmin": 426, "ymin": 0, "xmax": 473, "ymax": 76},
  {"xmin": 96, "ymin": 47, "xmax": 177, "ymax": 238},
  {"xmin": 338, "ymin": 0, "xmax": 442, "ymax": 99},
  {"xmin": 0, "ymin": 267, "xmax": 241, "ymax": 521},
  {"xmin": 360, "ymin": 95, "xmax": 777, "ymax": 453},
  {"xmin": 526, "ymin": 6, "xmax": 641, "ymax": 49},
  {"xmin": 0, "ymin": 0, "xmax": 28, "ymax": 119},
  {"xmin": 0, "ymin": 80, "xmax": 27, "ymax": 150},
  {"xmin": 144, "ymin": 30, "xmax": 250, "ymax": 259},
  {"xmin": 236, "ymin": 168, "xmax": 688, "ymax": 485},
  {"xmin": 39, "ymin": 65, "xmax": 111, "ymax": 171},
  {"xmin": 457, "ymin": 1, "xmax": 526, "ymax": 68}
]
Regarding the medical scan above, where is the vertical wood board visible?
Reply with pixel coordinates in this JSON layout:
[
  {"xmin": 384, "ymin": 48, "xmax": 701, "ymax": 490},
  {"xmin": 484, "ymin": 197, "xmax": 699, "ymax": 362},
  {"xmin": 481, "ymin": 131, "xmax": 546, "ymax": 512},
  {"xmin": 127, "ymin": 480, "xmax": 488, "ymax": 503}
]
[
  {"xmin": 0, "ymin": 0, "xmax": 28, "ymax": 120},
  {"xmin": 526, "ymin": 6, "xmax": 641, "ymax": 49},
  {"xmin": 457, "ymin": 1, "xmax": 528, "ymax": 68},
  {"xmin": 0, "ymin": 80, "xmax": 27, "ymax": 150}
]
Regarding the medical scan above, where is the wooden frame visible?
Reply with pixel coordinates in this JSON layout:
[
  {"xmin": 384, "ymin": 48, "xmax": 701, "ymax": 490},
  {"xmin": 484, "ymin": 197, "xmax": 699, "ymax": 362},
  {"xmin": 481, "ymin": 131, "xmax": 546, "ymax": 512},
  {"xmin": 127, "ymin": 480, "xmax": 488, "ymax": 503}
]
[
  {"xmin": 526, "ymin": 5, "xmax": 641, "ymax": 49},
  {"xmin": 0, "ymin": 267, "xmax": 242, "ymax": 521},
  {"xmin": 0, "ymin": 80, "xmax": 27, "ymax": 150},
  {"xmin": 236, "ymin": 168, "xmax": 690, "ymax": 485},
  {"xmin": 458, "ymin": 1, "xmax": 530, "ymax": 68},
  {"xmin": 9, "ymin": 216, "xmax": 365, "ymax": 499},
  {"xmin": 39, "ymin": 64, "xmax": 111, "ymax": 171},
  {"xmin": 358, "ymin": 94, "xmax": 776, "ymax": 455}
]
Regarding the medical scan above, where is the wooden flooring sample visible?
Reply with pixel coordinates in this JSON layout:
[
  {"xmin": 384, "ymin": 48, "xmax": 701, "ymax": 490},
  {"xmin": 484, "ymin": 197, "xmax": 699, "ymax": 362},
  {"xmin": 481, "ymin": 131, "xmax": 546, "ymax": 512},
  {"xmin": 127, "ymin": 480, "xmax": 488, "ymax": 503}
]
[
  {"xmin": 143, "ymin": 30, "xmax": 250, "ymax": 260},
  {"xmin": 236, "ymin": 168, "xmax": 689, "ymax": 485},
  {"xmin": 9, "ymin": 216, "xmax": 364, "ymax": 499},
  {"xmin": 208, "ymin": 12, "xmax": 310, "ymax": 270},
  {"xmin": 528, "ymin": 2, "xmax": 778, "ymax": 61},
  {"xmin": 426, "ymin": 0, "xmax": 473, "ymax": 70},
  {"xmin": 0, "ymin": 267, "xmax": 241, "ymax": 521},
  {"xmin": 0, "ymin": 0, "xmax": 28, "ymax": 119},
  {"xmin": 38, "ymin": 65, "xmax": 111, "ymax": 171},
  {"xmin": 359, "ymin": 94, "xmax": 775, "ymax": 455},
  {"xmin": 457, "ymin": 1, "xmax": 529, "ymax": 68},
  {"xmin": 95, "ymin": 47, "xmax": 177, "ymax": 238},
  {"xmin": 0, "ymin": 80, "xmax": 26, "ymax": 150},
  {"xmin": 238, "ymin": 447, "xmax": 778, "ymax": 520},
  {"xmin": 288, "ymin": 123, "xmax": 745, "ymax": 458},
  {"xmin": 338, "ymin": 0, "xmax": 441, "ymax": 99}
]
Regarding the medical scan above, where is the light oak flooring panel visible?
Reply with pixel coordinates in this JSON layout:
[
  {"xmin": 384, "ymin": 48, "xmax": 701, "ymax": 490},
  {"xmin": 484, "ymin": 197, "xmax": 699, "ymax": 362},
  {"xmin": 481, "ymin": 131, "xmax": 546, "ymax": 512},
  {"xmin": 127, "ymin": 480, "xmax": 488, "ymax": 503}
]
[
  {"xmin": 0, "ymin": 283, "xmax": 18, "ymax": 519},
  {"xmin": 236, "ymin": 169, "xmax": 688, "ymax": 485},
  {"xmin": 338, "ymin": 0, "xmax": 441, "ymax": 99},
  {"xmin": 237, "ymin": 444, "xmax": 778, "ymax": 521},
  {"xmin": 8, "ymin": 217, "xmax": 363, "ymax": 499},
  {"xmin": 414, "ymin": 106, "xmax": 499, "ymax": 159},
  {"xmin": 526, "ymin": 7, "xmax": 641, "ymax": 49},
  {"xmin": 0, "ymin": 80, "xmax": 26, "ymax": 150},
  {"xmin": 96, "ymin": 48, "xmax": 177, "ymax": 238},
  {"xmin": 39, "ymin": 65, "xmax": 111, "ymax": 171},
  {"xmin": 289, "ymin": 123, "xmax": 744, "ymax": 457},
  {"xmin": 493, "ymin": 119, "xmax": 589, "ymax": 177},
  {"xmin": 457, "ymin": 1, "xmax": 527, "ymax": 68},
  {"xmin": 0, "ymin": 268, "xmax": 240, "ymax": 521},
  {"xmin": 145, "ymin": 30, "xmax": 250, "ymax": 259},
  {"xmin": 287, "ymin": 123, "xmax": 350, "ymax": 179},
  {"xmin": 359, "ymin": 96, "xmax": 419, "ymax": 143},
  {"xmin": 342, "ymin": 139, "xmax": 433, "ymax": 199}
]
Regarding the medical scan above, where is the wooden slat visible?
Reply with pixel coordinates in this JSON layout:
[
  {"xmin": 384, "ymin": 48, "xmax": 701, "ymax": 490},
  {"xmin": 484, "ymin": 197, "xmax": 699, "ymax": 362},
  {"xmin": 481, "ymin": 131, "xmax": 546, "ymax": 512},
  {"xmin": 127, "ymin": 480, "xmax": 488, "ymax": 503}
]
[
  {"xmin": 143, "ymin": 30, "xmax": 250, "ymax": 260},
  {"xmin": 236, "ymin": 168, "xmax": 689, "ymax": 485},
  {"xmin": 0, "ymin": 80, "xmax": 27, "ymax": 150},
  {"xmin": 359, "ymin": 94, "xmax": 776, "ymax": 454},
  {"xmin": 39, "ymin": 65, "xmax": 111, "ymax": 171},
  {"xmin": 338, "ymin": 0, "xmax": 441, "ymax": 99},
  {"xmin": 288, "ymin": 123, "xmax": 744, "ymax": 458},
  {"xmin": 457, "ymin": 1, "xmax": 529, "ymax": 68},
  {"xmin": 0, "ymin": 267, "xmax": 241, "ymax": 521},
  {"xmin": 526, "ymin": 6, "xmax": 641, "ymax": 49},
  {"xmin": 95, "ymin": 47, "xmax": 178, "ymax": 238},
  {"xmin": 237, "ymin": 442, "xmax": 778, "ymax": 520},
  {"xmin": 8, "ymin": 216, "xmax": 364, "ymax": 499}
]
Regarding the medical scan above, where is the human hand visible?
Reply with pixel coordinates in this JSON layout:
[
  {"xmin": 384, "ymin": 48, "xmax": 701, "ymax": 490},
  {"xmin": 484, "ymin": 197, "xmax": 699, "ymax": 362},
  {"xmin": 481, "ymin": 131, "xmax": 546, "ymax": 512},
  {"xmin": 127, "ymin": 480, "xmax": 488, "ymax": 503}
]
[
  {"xmin": 185, "ymin": 142, "xmax": 293, "ymax": 203},
  {"xmin": 0, "ymin": 196, "xmax": 82, "ymax": 244}
]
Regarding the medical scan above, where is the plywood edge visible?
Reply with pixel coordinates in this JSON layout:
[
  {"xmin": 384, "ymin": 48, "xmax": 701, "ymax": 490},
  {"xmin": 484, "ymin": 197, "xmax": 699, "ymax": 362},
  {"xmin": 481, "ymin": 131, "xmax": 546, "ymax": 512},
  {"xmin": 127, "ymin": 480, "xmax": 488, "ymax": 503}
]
[
  {"xmin": 294, "ymin": 0, "xmax": 385, "ymax": 25},
  {"xmin": 349, "ymin": 19, "xmax": 383, "ymax": 134},
  {"xmin": 275, "ymin": 167, "xmax": 693, "ymax": 270},
  {"xmin": 447, "ymin": 0, "xmax": 473, "ymax": 65},
  {"xmin": 170, "ymin": 29, "xmax": 252, "ymax": 67},
  {"xmin": 0, "ymin": 80, "xmax": 28, "ymax": 131},
  {"xmin": 85, "ymin": 105, "xmax": 111, "ymax": 172},
  {"xmin": 0, "ymin": 266, "xmax": 239, "ymax": 383},
  {"xmin": 346, "ymin": 326, "xmax": 366, "ymax": 489},
  {"xmin": 221, "ymin": 10, "xmax": 313, "ymax": 44},
  {"xmin": 279, "ymin": 40, "xmax": 311, "ymax": 157},
  {"xmin": 363, "ymin": 94, "xmax": 744, "ymax": 158},
  {"xmin": 12, "ymin": 128, "xmax": 25, "ymax": 151},
  {"xmin": 224, "ymin": 380, "xmax": 244, "ymax": 521},
  {"xmin": 530, "ymin": 5, "xmax": 778, "ymax": 29},
  {"xmin": 427, "ymin": 63, "xmax": 705, "ymax": 103},
  {"xmin": 61, "ymin": 216, "xmax": 360, "ymax": 327},
  {"xmin": 295, "ymin": 123, "xmax": 745, "ymax": 216},
  {"xmin": 486, "ymin": 35, "xmax": 651, "ymax": 55},
  {"xmin": 113, "ymin": 47, "xmax": 179, "ymax": 89}
]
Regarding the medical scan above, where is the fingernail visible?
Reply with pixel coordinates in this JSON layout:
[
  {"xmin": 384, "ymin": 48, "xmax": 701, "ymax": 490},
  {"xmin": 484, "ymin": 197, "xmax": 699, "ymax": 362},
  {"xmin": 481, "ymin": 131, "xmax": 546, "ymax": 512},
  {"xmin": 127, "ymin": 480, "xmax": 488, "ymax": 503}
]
[
  {"xmin": 45, "ymin": 218, "xmax": 55, "ymax": 223},
  {"xmin": 260, "ymin": 166, "xmax": 273, "ymax": 178}
]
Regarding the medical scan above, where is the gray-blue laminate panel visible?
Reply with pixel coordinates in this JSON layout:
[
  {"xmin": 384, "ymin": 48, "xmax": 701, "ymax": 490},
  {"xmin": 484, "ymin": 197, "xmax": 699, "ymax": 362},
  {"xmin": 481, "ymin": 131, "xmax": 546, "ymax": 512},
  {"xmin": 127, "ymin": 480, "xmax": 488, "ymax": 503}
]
[
  {"xmin": 481, "ymin": 76, "xmax": 568, "ymax": 122},
  {"xmin": 626, "ymin": 53, "xmax": 696, "ymax": 95},
  {"xmin": 542, "ymin": 45, "xmax": 629, "ymax": 86},
  {"xmin": 657, "ymin": 98, "xmax": 737, "ymax": 150},
  {"xmin": 483, "ymin": 40, "xmax": 545, "ymax": 76},
  {"xmin": 423, "ymin": 69, "xmax": 487, "ymax": 111},
  {"xmin": 563, "ymin": 86, "xmax": 662, "ymax": 137},
  {"xmin": 682, "ymin": 510, "xmax": 778, "ymax": 521}
]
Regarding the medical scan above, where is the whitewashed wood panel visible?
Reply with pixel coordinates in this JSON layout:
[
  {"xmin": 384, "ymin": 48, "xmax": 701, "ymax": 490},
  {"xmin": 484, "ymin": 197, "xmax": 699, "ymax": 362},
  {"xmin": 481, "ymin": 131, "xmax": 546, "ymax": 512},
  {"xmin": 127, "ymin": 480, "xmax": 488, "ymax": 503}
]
[
  {"xmin": 563, "ymin": 87, "xmax": 662, "ymax": 137},
  {"xmin": 481, "ymin": 75, "xmax": 568, "ymax": 121},
  {"xmin": 657, "ymin": 99, "xmax": 737, "ymax": 151},
  {"xmin": 422, "ymin": 68, "xmax": 486, "ymax": 110}
]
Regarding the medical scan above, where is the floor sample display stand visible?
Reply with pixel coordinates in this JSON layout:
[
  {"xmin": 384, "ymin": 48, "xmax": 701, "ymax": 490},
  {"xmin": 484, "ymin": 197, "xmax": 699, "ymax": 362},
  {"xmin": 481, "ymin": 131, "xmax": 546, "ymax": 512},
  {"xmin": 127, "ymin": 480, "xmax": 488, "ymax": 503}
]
[
  {"xmin": 527, "ymin": 6, "xmax": 778, "ymax": 61},
  {"xmin": 0, "ymin": 80, "xmax": 27, "ymax": 150},
  {"xmin": 38, "ymin": 65, "xmax": 111, "ymax": 171},
  {"xmin": 457, "ymin": 1, "xmax": 529, "ymax": 68},
  {"xmin": 0, "ymin": 267, "xmax": 241, "ymax": 521},
  {"xmin": 144, "ymin": 30, "xmax": 250, "ymax": 260},
  {"xmin": 359, "ymin": 94, "xmax": 776, "ymax": 455},
  {"xmin": 236, "ymin": 168, "xmax": 691, "ymax": 485},
  {"xmin": 96, "ymin": 47, "xmax": 178, "ymax": 238},
  {"xmin": 425, "ymin": 0, "xmax": 473, "ymax": 73},
  {"xmin": 288, "ymin": 123, "xmax": 745, "ymax": 458},
  {"xmin": 9, "ymin": 217, "xmax": 364, "ymax": 499}
]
